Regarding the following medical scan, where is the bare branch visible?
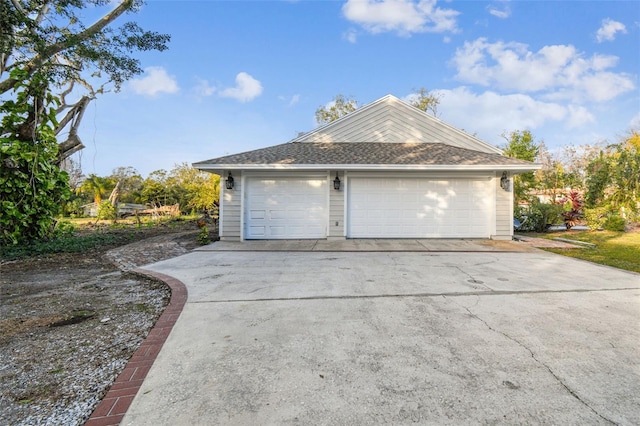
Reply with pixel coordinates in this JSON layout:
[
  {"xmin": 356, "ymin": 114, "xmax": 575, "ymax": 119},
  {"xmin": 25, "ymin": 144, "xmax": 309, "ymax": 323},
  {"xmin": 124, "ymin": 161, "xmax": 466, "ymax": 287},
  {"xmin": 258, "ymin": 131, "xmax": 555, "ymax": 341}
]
[
  {"xmin": 55, "ymin": 95, "xmax": 92, "ymax": 137},
  {"xmin": 56, "ymin": 81, "xmax": 76, "ymax": 114},
  {"xmin": 9, "ymin": 0, "xmax": 26, "ymax": 17},
  {"xmin": 34, "ymin": 0, "xmax": 51, "ymax": 26}
]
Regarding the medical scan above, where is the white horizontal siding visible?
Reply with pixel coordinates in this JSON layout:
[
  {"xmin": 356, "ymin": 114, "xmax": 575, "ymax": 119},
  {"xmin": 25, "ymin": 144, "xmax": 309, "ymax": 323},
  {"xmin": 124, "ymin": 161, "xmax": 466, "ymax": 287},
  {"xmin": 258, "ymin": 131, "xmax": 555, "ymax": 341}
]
[
  {"xmin": 494, "ymin": 174, "xmax": 513, "ymax": 239},
  {"xmin": 329, "ymin": 171, "xmax": 345, "ymax": 237},
  {"xmin": 295, "ymin": 95, "xmax": 500, "ymax": 154},
  {"xmin": 220, "ymin": 171, "xmax": 242, "ymax": 241}
]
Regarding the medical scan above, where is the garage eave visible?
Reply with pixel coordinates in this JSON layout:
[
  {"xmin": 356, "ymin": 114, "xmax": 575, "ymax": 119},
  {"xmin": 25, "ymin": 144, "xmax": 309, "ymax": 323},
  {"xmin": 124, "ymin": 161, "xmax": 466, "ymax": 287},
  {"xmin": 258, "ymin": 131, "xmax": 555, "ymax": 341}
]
[{"xmin": 194, "ymin": 163, "xmax": 541, "ymax": 174}]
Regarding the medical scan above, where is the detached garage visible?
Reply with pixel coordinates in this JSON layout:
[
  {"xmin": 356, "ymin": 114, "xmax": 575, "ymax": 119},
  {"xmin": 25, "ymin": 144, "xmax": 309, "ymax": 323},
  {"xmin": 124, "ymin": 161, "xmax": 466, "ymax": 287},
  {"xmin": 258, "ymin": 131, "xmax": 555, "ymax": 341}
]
[{"xmin": 193, "ymin": 95, "xmax": 540, "ymax": 241}]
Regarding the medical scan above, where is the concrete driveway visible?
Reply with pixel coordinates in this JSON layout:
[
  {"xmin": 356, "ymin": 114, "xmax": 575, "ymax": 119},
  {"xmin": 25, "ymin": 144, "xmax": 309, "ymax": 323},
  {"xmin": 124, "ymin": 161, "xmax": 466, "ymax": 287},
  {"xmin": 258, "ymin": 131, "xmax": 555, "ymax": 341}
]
[{"xmin": 122, "ymin": 241, "xmax": 640, "ymax": 425}]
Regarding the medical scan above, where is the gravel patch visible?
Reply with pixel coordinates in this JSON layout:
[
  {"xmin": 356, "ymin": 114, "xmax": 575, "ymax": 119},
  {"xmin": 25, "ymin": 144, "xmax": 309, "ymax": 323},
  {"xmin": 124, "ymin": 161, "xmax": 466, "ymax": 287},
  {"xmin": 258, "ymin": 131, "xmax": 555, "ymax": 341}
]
[{"xmin": 0, "ymin": 226, "xmax": 199, "ymax": 426}]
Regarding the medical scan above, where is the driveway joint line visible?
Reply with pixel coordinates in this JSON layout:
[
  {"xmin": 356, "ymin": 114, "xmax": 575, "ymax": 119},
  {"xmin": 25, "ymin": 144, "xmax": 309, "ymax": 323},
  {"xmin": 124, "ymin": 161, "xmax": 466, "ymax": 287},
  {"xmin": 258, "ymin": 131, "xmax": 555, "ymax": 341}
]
[
  {"xmin": 448, "ymin": 297, "xmax": 618, "ymax": 426},
  {"xmin": 187, "ymin": 286, "xmax": 640, "ymax": 304}
]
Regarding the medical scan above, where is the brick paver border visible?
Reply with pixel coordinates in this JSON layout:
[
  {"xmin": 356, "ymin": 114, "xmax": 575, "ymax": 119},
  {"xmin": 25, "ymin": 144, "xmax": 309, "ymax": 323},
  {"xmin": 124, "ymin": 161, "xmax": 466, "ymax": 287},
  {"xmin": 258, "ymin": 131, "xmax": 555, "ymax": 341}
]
[{"xmin": 84, "ymin": 269, "xmax": 187, "ymax": 426}]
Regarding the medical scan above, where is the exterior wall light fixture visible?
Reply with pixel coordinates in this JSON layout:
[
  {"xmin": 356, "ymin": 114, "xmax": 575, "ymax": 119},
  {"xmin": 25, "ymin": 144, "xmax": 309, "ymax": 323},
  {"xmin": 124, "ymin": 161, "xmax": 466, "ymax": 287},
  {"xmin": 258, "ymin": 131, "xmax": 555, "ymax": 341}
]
[
  {"xmin": 333, "ymin": 172, "xmax": 341, "ymax": 190},
  {"xmin": 500, "ymin": 171, "xmax": 510, "ymax": 191},
  {"xmin": 225, "ymin": 172, "xmax": 235, "ymax": 190}
]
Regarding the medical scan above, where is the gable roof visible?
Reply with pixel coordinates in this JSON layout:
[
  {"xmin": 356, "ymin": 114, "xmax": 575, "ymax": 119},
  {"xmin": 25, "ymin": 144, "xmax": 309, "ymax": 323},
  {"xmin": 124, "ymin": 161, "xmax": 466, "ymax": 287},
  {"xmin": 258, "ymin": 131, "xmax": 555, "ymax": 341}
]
[
  {"xmin": 291, "ymin": 94, "xmax": 502, "ymax": 155},
  {"xmin": 193, "ymin": 94, "xmax": 540, "ymax": 173},
  {"xmin": 193, "ymin": 142, "xmax": 539, "ymax": 173}
]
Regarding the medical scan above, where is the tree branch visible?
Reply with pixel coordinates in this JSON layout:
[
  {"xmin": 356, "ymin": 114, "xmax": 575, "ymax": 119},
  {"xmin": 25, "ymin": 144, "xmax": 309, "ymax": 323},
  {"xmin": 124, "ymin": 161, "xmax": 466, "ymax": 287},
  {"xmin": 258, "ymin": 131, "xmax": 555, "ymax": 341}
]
[
  {"xmin": 56, "ymin": 133, "xmax": 85, "ymax": 165},
  {"xmin": 55, "ymin": 93, "xmax": 92, "ymax": 163},
  {"xmin": 55, "ymin": 94, "xmax": 91, "ymax": 133},
  {"xmin": 0, "ymin": 0, "xmax": 134, "ymax": 94},
  {"xmin": 9, "ymin": 0, "xmax": 26, "ymax": 17}
]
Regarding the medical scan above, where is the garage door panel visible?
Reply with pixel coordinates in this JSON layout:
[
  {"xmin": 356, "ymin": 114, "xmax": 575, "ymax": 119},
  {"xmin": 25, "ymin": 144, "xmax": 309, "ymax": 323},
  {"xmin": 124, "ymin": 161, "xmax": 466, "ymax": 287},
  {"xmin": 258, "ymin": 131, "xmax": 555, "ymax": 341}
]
[
  {"xmin": 249, "ymin": 226, "xmax": 266, "ymax": 237},
  {"xmin": 246, "ymin": 178, "xmax": 327, "ymax": 239},
  {"xmin": 348, "ymin": 177, "xmax": 492, "ymax": 238}
]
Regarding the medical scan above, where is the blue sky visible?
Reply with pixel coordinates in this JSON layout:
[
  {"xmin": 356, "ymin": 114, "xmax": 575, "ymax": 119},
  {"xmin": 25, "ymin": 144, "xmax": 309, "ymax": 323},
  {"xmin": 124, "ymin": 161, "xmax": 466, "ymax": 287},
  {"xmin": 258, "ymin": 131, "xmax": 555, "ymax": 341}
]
[{"xmin": 74, "ymin": 0, "xmax": 640, "ymax": 178}]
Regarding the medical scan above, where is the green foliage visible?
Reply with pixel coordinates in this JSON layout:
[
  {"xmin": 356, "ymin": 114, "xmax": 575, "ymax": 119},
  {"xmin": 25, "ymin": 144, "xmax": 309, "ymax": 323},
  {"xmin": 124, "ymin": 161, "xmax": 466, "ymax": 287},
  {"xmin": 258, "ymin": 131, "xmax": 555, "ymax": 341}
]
[
  {"xmin": 408, "ymin": 87, "xmax": 441, "ymax": 116},
  {"xmin": 315, "ymin": 94, "xmax": 357, "ymax": 125},
  {"xmin": 140, "ymin": 163, "xmax": 219, "ymax": 213},
  {"xmin": 197, "ymin": 226, "xmax": 210, "ymax": 245},
  {"xmin": 55, "ymin": 221, "xmax": 76, "ymax": 237},
  {"xmin": 585, "ymin": 152, "xmax": 611, "ymax": 208},
  {"xmin": 97, "ymin": 200, "xmax": 117, "ymax": 221},
  {"xmin": 1, "ymin": 0, "xmax": 170, "ymax": 93},
  {"xmin": 584, "ymin": 207, "xmax": 609, "ymax": 230},
  {"xmin": 0, "ymin": 232, "xmax": 121, "ymax": 260},
  {"xmin": 515, "ymin": 200, "xmax": 563, "ymax": 232},
  {"xmin": 0, "ymin": 72, "xmax": 70, "ymax": 245},
  {"xmin": 1, "ymin": 0, "xmax": 171, "ymax": 164},
  {"xmin": 604, "ymin": 215, "xmax": 626, "ymax": 232},
  {"xmin": 502, "ymin": 130, "xmax": 539, "ymax": 203},
  {"xmin": 77, "ymin": 174, "xmax": 114, "ymax": 205},
  {"xmin": 585, "ymin": 131, "xmax": 639, "ymax": 219}
]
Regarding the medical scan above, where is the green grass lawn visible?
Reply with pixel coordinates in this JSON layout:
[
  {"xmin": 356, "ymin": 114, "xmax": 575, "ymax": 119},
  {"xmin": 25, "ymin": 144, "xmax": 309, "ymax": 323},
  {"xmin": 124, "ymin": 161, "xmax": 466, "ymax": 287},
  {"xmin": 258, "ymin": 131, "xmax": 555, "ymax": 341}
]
[{"xmin": 541, "ymin": 230, "xmax": 640, "ymax": 273}]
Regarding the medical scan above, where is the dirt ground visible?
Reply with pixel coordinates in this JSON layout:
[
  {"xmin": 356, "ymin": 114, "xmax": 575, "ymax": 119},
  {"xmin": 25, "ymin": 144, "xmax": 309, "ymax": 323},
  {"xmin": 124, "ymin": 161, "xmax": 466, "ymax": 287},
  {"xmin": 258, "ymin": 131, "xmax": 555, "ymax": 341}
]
[{"xmin": 0, "ymin": 221, "xmax": 204, "ymax": 426}]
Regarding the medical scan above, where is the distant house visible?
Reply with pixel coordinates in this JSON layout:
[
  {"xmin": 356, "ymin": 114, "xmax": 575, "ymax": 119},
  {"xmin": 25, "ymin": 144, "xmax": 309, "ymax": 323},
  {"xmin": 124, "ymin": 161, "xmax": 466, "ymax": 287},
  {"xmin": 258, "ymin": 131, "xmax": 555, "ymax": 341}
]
[
  {"xmin": 81, "ymin": 202, "xmax": 148, "ymax": 218},
  {"xmin": 194, "ymin": 95, "xmax": 540, "ymax": 241}
]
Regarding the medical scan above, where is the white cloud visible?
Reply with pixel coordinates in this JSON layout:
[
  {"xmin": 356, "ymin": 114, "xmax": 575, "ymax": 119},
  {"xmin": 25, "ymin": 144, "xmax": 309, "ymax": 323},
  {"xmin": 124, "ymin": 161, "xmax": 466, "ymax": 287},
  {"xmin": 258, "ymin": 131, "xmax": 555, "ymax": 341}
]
[
  {"xmin": 565, "ymin": 105, "xmax": 595, "ymax": 129},
  {"xmin": 193, "ymin": 78, "xmax": 216, "ymax": 97},
  {"xmin": 219, "ymin": 72, "xmax": 263, "ymax": 103},
  {"xmin": 342, "ymin": 0, "xmax": 459, "ymax": 36},
  {"xmin": 288, "ymin": 94, "xmax": 301, "ymax": 107},
  {"xmin": 630, "ymin": 112, "xmax": 640, "ymax": 129},
  {"xmin": 343, "ymin": 28, "xmax": 358, "ymax": 43},
  {"xmin": 438, "ymin": 87, "xmax": 568, "ymax": 137},
  {"xmin": 596, "ymin": 18, "xmax": 627, "ymax": 42},
  {"xmin": 487, "ymin": 1, "xmax": 511, "ymax": 19},
  {"xmin": 129, "ymin": 66, "xmax": 179, "ymax": 96},
  {"xmin": 450, "ymin": 38, "xmax": 635, "ymax": 103},
  {"xmin": 279, "ymin": 94, "xmax": 301, "ymax": 107}
]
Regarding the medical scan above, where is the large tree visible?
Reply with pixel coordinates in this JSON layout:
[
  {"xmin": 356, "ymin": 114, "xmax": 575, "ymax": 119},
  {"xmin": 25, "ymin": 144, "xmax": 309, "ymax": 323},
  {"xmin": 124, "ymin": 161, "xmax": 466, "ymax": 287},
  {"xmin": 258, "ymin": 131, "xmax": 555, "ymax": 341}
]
[
  {"xmin": 109, "ymin": 166, "xmax": 143, "ymax": 203},
  {"xmin": 501, "ymin": 130, "xmax": 539, "ymax": 203},
  {"xmin": 1, "ymin": 0, "xmax": 169, "ymax": 244},
  {"xmin": 586, "ymin": 130, "xmax": 640, "ymax": 219},
  {"xmin": 140, "ymin": 164, "xmax": 219, "ymax": 214},
  {"xmin": 1, "ymin": 0, "xmax": 170, "ymax": 163}
]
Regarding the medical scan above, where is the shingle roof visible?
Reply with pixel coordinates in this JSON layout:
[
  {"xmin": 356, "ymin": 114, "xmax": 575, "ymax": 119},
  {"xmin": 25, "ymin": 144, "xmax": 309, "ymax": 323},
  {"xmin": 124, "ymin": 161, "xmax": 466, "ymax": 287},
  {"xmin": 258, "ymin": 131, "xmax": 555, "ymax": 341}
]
[{"xmin": 193, "ymin": 142, "xmax": 536, "ymax": 168}]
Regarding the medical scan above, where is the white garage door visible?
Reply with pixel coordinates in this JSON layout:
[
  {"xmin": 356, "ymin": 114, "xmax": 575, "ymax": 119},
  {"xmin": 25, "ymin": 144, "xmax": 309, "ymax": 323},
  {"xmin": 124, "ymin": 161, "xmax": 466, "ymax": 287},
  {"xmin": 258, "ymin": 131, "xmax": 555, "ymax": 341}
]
[
  {"xmin": 245, "ymin": 178, "xmax": 327, "ymax": 239},
  {"xmin": 348, "ymin": 177, "xmax": 493, "ymax": 238}
]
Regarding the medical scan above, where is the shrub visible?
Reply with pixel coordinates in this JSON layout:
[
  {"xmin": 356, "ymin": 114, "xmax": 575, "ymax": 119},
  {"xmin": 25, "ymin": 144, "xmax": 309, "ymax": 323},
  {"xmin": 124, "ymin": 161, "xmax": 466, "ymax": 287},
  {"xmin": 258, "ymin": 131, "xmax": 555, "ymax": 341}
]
[
  {"xmin": 560, "ymin": 190, "xmax": 584, "ymax": 230},
  {"xmin": 54, "ymin": 221, "xmax": 76, "ymax": 237},
  {"xmin": 516, "ymin": 200, "xmax": 563, "ymax": 232},
  {"xmin": 0, "ymin": 74, "xmax": 70, "ymax": 245},
  {"xmin": 584, "ymin": 207, "xmax": 609, "ymax": 230},
  {"xmin": 97, "ymin": 201, "xmax": 117, "ymax": 221},
  {"xmin": 604, "ymin": 215, "xmax": 626, "ymax": 232},
  {"xmin": 197, "ymin": 226, "xmax": 210, "ymax": 245}
]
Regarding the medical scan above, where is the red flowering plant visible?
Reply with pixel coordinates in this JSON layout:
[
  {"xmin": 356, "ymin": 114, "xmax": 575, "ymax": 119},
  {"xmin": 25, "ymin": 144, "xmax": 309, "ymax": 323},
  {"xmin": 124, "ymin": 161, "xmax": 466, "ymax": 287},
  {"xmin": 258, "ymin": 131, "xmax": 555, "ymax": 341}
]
[{"xmin": 560, "ymin": 190, "xmax": 584, "ymax": 230}]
